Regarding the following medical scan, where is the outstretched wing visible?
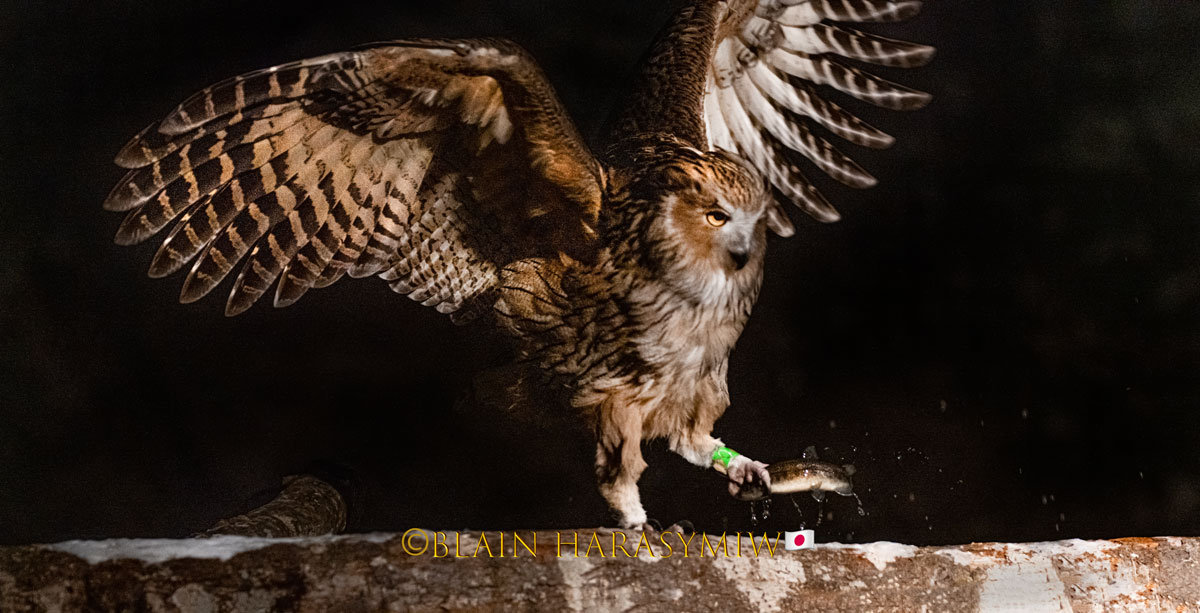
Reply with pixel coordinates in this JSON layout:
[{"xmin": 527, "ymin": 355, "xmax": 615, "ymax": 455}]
[
  {"xmin": 707, "ymin": 0, "xmax": 933, "ymax": 222},
  {"xmin": 105, "ymin": 39, "xmax": 603, "ymax": 318},
  {"xmin": 606, "ymin": 0, "xmax": 932, "ymax": 226}
]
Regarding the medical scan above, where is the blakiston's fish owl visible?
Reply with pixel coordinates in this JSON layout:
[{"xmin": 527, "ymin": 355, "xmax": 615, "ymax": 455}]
[{"xmin": 104, "ymin": 0, "xmax": 933, "ymax": 528}]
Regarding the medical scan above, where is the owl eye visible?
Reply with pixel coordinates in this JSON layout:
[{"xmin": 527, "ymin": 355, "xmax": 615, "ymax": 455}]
[{"xmin": 705, "ymin": 211, "xmax": 729, "ymax": 227}]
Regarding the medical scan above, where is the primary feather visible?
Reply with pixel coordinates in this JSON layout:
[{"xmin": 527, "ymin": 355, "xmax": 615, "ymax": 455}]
[{"xmin": 606, "ymin": 0, "xmax": 933, "ymax": 222}]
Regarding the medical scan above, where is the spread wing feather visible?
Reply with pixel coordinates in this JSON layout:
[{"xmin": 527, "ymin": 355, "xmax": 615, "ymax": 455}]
[
  {"xmin": 106, "ymin": 39, "xmax": 603, "ymax": 318},
  {"xmin": 707, "ymin": 0, "xmax": 933, "ymax": 222}
]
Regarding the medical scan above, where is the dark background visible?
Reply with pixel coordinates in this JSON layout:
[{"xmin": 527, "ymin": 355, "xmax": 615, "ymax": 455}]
[{"xmin": 2, "ymin": 1, "xmax": 1198, "ymax": 546}]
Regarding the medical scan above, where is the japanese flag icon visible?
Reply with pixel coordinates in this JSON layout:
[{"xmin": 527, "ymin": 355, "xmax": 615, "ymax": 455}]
[{"xmin": 784, "ymin": 530, "xmax": 815, "ymax": 550}]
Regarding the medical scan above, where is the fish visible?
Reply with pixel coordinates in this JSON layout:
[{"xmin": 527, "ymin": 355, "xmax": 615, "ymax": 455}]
[{"xmin": 733, "ymin": 459, "xmax": 855, "ymax": 502}]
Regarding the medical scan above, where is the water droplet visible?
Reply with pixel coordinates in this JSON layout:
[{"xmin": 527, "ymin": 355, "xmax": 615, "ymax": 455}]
[
  {"xmin": 762, "ymin": 497, "xmax": 771, "ymax": 520},
  {"xmin": 852, "ymin": 493, "xmax": 866, "ymax": 516},
  {"xmin": 829, "ymin": 420, "xmax": 837, "ymax": 429},
  {"xmin": 1021, "ymin": 409, "xmax": 1029, "ymax": 419},
  {"xmin": 939, "ymin": 399, "xmax": 947, "ymax": 412}
]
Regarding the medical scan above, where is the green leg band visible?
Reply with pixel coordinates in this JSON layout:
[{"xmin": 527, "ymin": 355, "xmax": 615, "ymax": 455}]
[{"xmin": 712, "ymin": 446, "xmax": 740, "ymax": 468}]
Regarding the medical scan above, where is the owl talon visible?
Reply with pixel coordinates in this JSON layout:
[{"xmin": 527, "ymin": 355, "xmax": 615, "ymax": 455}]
[
  {"xmin": 639, "ymin": 518, "xmax": 663, "ymax": 533},
  {"xmin": 637, "ymin": 519, "xmax": 693, "ymax": 535},
  {"xmin": 664, "ymin": 520, "xmax": 695, "ymax": 534},
  {"xmin": 726, "ymin": 455, "xmax": 771, "ymax": 499}
]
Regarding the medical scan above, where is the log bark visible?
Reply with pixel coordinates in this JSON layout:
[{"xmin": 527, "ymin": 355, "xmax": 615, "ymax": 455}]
[{"xmin": 3, "ymin": 532, "xmax": 1200, "ymax": 612}]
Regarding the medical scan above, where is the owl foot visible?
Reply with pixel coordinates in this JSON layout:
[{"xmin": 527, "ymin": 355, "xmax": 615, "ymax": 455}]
[
  {"xmin": 726, "ymin": 455, "xmax": 771, "ymax": 499},
  {"xmin": 664, "ymin": 519, "xmax": 695, "ymax": 534},
  {"xmin": 637, "ymin": 519, "xmax": 693, "ymax": 535},
  {"xmin": 638, "ymin": 518, "xmax": 663, "ymax": 533},
  {"xmin": 613, "ymin": 504, "xmax": 649, "ymax": 530}
]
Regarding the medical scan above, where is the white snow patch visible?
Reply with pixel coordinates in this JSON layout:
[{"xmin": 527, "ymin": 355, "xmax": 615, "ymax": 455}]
[
  {"xmin": 557, "ymin": 555, "xmax": 593, "ymax": 613},
  {"xmin": 45, "ymin": 533, "xmax": 396, "ymax": 565},
  {"xmin": 558, "ymin": 556, "xmax": 638, "ymax": 612},
  {"xmin": 934, "ymin": 539, "xmax": 1120, "ymax": 569},
  {"xmin": 932, "ymin": 540, "xmax": 1141, "ymax": 612},
  {"xmin": 711, "ymin": 554, "xmax": 807, "ymax": 613},
  {"xmin": 978, "ymin": 555, "xmax": 1072, "ymax": 612},
  {"xmin": 821, "ymin": 542, "xmax": 920, "ymax": 571},
  {"xmin": 1012, "ymin": 540, "xmax": 1155, "ymax": 612},
  {"xmin": 1033, "ymin": 539, "xmax": 1120, "ymax": 557},
  {"xmin": 935, "ymin": 546, "xmax": 990, "ymax": 567}
]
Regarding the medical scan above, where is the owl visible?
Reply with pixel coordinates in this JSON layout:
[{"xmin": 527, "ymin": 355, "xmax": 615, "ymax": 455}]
[{"xmin": 104, "ymin": 0, "xmax": 932, "ymax": 529}]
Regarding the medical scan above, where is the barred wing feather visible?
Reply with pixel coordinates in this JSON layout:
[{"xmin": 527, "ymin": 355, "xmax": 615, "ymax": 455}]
[
  {"xmin": 705, "ymin": 0, "xmax": 934, "ymax": 222},
  {"xmin": 105, "ymin": 39, "xmax": 603, "ymax": 318}
]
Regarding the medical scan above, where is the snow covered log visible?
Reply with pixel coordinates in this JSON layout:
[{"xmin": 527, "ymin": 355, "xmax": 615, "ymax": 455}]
[{"xmin": 2, "ymin": 532, "xmax": 1199, "ymax": 612}]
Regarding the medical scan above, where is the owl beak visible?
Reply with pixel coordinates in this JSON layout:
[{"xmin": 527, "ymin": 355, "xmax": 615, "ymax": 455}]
[{"xmin": 729, "ymin": 249, "xmax": 749, "ymax": 270}]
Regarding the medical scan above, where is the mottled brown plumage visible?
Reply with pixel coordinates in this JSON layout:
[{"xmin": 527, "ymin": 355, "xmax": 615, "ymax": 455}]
[{"xmin": 104, "ymin": 0, "xmax": 931, "ymax": 527}]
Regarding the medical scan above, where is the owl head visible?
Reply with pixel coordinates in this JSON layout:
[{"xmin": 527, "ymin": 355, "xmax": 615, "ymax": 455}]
[{"xmin": 611, "ymin": 145, "xmax": 795, "ymax": 305}]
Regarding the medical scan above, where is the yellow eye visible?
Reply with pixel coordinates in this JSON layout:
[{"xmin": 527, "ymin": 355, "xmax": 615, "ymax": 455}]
[{"xmin": 705, "ymin": 211, "xmax": 729, "ymax": 227}]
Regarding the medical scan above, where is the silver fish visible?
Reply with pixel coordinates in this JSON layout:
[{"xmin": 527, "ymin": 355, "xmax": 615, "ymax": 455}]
[{"xmin": 734, "ymin": 459, "xmax": 854, "ymax": 502}]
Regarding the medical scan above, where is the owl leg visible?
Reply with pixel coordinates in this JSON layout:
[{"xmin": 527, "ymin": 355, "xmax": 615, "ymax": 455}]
[
  {"xmin": 670, "ymin": 431, "xmax": 771, "ymax": 498},
  {"xmin": 594, "ymin": 403, "xmax": 649, "ymax": 529}
]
